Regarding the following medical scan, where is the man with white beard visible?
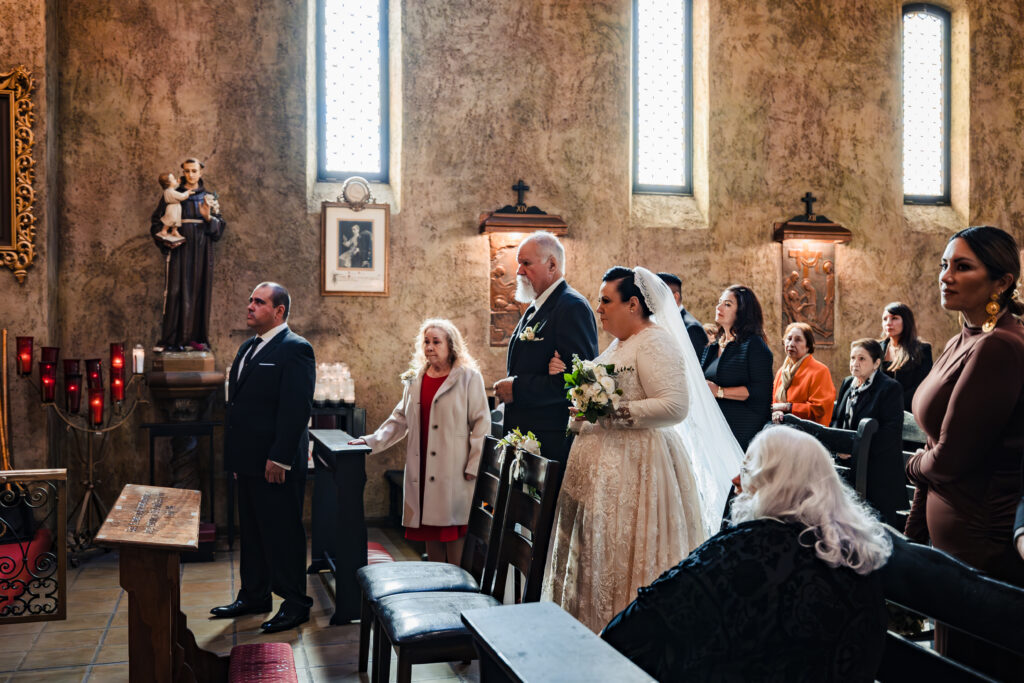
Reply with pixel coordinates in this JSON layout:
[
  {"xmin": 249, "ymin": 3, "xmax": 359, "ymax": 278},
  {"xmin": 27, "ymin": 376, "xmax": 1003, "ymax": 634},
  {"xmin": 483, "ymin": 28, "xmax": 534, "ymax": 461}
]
[{"xmin": 493, "ymin": 232, "xmax": 599, "ymax": 469}]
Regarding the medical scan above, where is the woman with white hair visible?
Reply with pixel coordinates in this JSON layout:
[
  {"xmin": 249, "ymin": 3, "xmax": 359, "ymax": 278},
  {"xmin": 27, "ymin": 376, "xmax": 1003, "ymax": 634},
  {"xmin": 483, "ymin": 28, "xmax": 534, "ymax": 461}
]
[{"xmin": 602, "ymin": 426, "xmax": 892, "ymax": 682}]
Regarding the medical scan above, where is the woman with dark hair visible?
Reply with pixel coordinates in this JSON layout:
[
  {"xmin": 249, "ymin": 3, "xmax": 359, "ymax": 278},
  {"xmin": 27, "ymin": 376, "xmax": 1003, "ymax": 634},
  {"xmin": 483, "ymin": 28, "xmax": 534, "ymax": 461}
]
[
  {"xmin": 602, "ymin": 427, "xmax": 891, "ymax": 682},
  {"xmin": 701, "ymin": 285, "xmax": 774, "ymax": 449},
  {"xmin": 771, "ymin": 322, "xmax": 836, "ymax": 426},
  {"xmin": 831, "ymin": 338, "xmax": 905, "ymax": 527},
  {"xmin": 542, "ymin": 267, "xmax": 744, "ymax": 632},
  {"xmin": 906, "ymin": 226, "xmax": 1024, "ymax": 678},
  {"xmin": 879, "ymin": 302, "xmax": 932, "ymax": 411}
]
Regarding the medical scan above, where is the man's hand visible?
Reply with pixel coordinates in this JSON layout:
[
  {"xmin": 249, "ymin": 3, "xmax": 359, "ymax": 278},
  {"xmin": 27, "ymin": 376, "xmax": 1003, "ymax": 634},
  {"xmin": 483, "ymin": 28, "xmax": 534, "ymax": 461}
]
[
  {"xmin": 493, "ymin": 377, "xmax": 515, "ymax": 404},
  {"xmin": 199, "ymin": 199, "xmax": 212, "ymax": 221},
  {"xmin": 265, "ymin": 460, "xmax": 286, "ymax": 484}
]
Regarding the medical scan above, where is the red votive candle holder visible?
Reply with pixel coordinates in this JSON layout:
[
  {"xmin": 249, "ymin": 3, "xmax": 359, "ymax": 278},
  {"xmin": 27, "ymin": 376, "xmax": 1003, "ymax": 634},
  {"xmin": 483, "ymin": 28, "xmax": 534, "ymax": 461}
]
[
  {"xmin": 85, "ymin": 359, "xmax": 103, "ymax": 389},
  {"xmin": 110, "ymin": 342, "xmax": 125, "ymax": 370},
  {"xmin": 15, "ymin": 337, "xmax": 32, "ymax": 375},
  {"xmin": 41, "ymin": 346, "xmax": 60, "ymax": 364},
  {"xmin": 63, "ymin": 358, "xmax": 81, "ymax": 377},
  {"xmin": 65, "ymin": 374, "xmax": 82, "ymax": 413},
  {"xmin": 88, "ymin": 387, "xmax": 104, "ymax": 427},
  {"xmin": 39, "ymin": 361, "xmax": 57, "ymax": 403},
  {"xmin": 110, "ymin": 367, "xmax": 125, "ymax": 402}
]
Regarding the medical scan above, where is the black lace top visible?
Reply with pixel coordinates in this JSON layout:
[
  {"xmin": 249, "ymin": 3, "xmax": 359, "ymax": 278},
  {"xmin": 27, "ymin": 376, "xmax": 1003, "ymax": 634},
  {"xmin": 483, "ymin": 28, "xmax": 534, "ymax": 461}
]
[{"xmin": 601, "ymin": 519, "xmax": 887, "ymax": 682}]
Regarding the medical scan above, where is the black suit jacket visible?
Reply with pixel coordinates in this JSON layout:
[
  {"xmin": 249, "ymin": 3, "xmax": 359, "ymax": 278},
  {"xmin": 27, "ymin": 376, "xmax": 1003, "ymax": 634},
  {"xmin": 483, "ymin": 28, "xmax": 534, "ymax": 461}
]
[
  {"xmin": 225, "ymin": 327, "xmax": 316, "ymax": 477},
  {"xmin": 832, "ymin": 372, "xmax": 905, "ymax": 526},
  {"xmin": 680, "ymin": 306, "xmax": 707, "ymax": 359},
  {"xmin": 700, "ymin": 336, "xmax": 774, "ymax": 450},
  {"xmin": 505, "ymin": 280, "xmax": 599, "ymax": 435}
]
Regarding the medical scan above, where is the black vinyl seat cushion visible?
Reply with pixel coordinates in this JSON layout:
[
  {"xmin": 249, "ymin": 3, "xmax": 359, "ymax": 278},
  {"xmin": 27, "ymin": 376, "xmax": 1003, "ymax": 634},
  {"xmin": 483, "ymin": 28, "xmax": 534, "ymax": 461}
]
[
  {"xmin": 356, "ymin": 562, "xmax": 480, "ymax": 601},
  {"xmin": 376, "ymin": 592, "xmax": 500, "ymax": 646}
]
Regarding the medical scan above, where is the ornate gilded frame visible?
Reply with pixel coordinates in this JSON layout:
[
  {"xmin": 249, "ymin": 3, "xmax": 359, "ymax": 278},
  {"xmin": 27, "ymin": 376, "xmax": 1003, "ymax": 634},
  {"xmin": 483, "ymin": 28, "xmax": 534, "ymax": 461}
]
[{"xmin": 0, "ymin": 66, "xmax": 36, "ymax": 284}]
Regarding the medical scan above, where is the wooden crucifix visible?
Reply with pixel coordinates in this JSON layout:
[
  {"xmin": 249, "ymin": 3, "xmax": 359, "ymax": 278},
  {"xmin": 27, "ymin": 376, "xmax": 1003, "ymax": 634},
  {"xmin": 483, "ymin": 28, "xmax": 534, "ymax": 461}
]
[{"xmin": 512, "ymin": 179, "xmax": 530, "ymax": 213}]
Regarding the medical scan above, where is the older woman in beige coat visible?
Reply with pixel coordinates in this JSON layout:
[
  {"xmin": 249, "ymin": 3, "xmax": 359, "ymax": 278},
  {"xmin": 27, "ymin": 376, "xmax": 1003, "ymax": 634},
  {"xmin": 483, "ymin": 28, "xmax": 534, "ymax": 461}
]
[{"xmin": 353, "ymin": 319, "xmax": 490, "ymax": 563}]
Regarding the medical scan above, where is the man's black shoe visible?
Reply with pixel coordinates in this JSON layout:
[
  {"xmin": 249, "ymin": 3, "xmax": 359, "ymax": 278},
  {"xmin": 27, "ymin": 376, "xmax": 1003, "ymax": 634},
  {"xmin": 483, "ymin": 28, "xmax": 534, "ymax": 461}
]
[
  {"xmin": 260, "ymin": 607, "xmax": 310, "ymax": 633},
  {"xmin": 210, "ymin": 599, "xmax": 272, "ymax": 619}
]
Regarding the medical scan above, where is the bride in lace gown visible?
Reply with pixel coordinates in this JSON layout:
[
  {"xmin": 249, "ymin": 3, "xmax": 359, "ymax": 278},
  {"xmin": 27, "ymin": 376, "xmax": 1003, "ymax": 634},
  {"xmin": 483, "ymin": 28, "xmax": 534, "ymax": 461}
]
[{"xmin": 542, "ymin": 267, "xmax": 744, "ymax": 632}]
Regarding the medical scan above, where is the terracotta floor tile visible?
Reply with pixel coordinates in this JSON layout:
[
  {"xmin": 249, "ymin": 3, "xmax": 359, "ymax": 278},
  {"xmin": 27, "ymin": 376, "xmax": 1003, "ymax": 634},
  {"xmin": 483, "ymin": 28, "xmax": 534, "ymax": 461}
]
[
  {"xmin": 0, "ymin": 635, "xmax": 38, "ymax": 654},
  {"xmin": 99, "ymin": 628, "xmax": 127, "ymax": 647},
  {"xmin": 0, "ymin": 623, "xmax": 44, "ymax": 637},
  {"xmin": 6, "ymin": 667, "xmax": 87, "ymax": 682},
  {"xmin": 302, "ymin": 624, "xmax": 359, "ymax": 648},
  {"xmin": 84, "ymin": 662, "xmax": 128, "ymax": 682},
  {"xmin": 91, "ymin": 643, "xmax": 128, "ymax": 665},
  {"xmin": 41, "ymin": 614, "xmax": 111, "ymax": 633},
  {"xmin": 20, "ymin": 647, "xmax": 97, "ymax": 671},
  {"xmin": 303, "ymin": 641, "xmax": 360, "ymax": 668},
  {"xmin": 0, "ymin": 652, "xmax": 25, "ymax": 673},
  {"xmin": 31, "ymin": 630, "xmax": 102, "ymax": 652}
]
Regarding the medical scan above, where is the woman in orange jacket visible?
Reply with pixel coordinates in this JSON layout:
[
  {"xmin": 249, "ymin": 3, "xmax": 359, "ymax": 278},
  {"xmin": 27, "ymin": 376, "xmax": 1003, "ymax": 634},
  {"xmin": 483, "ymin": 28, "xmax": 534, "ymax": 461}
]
[{"xmin": 770, "ymin": 322, "xmax": 836, "ymax": 426}]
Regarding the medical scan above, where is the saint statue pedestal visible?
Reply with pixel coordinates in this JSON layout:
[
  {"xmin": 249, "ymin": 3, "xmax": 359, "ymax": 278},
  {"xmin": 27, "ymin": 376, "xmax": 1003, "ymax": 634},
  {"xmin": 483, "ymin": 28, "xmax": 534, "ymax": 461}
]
[{"xmin": 145, "ymin": 352, "xmax": 225, "ymax": 542}]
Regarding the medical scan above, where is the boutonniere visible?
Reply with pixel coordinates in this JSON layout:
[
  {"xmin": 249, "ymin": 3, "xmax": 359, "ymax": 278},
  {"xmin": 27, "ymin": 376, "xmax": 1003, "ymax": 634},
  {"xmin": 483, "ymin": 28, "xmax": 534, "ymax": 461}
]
[
  {"xmin": 399, "ymin": 369, "xmax": 417, "ymax": 383},
  {"xmin": 518, "ymin": 319, "xmax": 546, "ymax": 342}
]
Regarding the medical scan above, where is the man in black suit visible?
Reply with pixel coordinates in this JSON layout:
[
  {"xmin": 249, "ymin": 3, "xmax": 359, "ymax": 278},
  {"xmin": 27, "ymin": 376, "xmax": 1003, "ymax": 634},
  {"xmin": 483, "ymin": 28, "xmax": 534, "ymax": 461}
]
[
  {"xmin": 657, "ymin": 272, "xmax": 707, "ymax": 359},
  {"xmin": 211, "ymin": 282, "xmax": 316, "ymax": 633},
  {"xmin": 493, "ymin": 232, "xmax": 599, "ymax": 467}
]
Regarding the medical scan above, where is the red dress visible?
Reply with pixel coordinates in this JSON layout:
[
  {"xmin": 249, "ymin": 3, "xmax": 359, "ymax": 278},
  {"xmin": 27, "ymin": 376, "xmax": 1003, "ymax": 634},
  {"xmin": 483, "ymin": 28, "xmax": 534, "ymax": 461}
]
[{"xmin": 405, "ymin": 373, "xmax": 468, "ymax": 542}]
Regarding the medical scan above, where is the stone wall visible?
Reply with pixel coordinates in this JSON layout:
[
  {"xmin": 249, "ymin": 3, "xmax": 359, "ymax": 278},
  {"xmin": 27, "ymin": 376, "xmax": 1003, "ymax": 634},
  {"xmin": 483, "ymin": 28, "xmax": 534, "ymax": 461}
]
[{"xmin": 5, "ymin": 0, "xmax": 1023, "ymax": 519}]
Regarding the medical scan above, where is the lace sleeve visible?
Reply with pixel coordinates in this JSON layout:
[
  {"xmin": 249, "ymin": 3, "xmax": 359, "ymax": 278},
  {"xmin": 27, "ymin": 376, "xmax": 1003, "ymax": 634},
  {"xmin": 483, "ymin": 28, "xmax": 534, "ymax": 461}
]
[{"xmin": 622, "ymin": 328, "xmax": 689, "ymax": 429}]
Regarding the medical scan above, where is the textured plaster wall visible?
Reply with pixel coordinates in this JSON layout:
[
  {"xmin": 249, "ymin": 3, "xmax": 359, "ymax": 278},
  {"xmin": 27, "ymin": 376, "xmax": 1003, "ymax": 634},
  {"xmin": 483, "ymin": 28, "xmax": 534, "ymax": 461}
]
[
  {"xmin": 7, "ymin": 0, "xmax": 1024, "ymax": 518},
  {"xmin": 0, "ymin": 0, "xmax": 56, "ymax": 470}
]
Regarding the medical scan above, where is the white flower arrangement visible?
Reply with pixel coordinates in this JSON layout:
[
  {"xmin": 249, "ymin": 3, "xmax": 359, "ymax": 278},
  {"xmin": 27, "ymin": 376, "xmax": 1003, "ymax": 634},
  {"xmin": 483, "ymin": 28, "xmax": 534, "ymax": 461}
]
[
  {"xmin": 563, "ymin": 354, "xmax": 628, "ymax": 427},
  {"xmin": 495, "ymin": 427, "xmax": 541, "ymax": 456},
  {"xmin": 518, "ymin": 319, "xmax": 546, "ymax": 342}
]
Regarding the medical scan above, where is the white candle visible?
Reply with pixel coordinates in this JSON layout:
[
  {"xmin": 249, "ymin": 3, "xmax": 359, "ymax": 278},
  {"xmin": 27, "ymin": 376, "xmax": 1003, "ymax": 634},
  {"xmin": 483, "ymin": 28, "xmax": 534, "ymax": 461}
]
[{"xmin": 132, "ymin": 344, "xmax": 145, "ymax": 374}]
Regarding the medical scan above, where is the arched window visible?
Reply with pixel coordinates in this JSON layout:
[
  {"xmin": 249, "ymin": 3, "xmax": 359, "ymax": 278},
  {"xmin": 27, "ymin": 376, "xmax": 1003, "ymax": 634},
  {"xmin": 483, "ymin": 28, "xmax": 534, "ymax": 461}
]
[
  {"xmin": 317, "ymin": 0, "xmax": 389, "ymax": 182},
  {"xmin": 903, "ymin": 4, "xmax": 950, "ymax": 204},
  {"xmin": 632, "ymin": 0, "xmax": 692, "ymax": 195}
]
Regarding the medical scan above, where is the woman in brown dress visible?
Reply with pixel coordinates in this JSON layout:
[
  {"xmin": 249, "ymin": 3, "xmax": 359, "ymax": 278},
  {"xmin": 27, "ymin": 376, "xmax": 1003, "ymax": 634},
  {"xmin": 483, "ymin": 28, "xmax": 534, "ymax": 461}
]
[{"xmin": 905, "ymin": 226, "xmax": 1024, "ymax": 679}]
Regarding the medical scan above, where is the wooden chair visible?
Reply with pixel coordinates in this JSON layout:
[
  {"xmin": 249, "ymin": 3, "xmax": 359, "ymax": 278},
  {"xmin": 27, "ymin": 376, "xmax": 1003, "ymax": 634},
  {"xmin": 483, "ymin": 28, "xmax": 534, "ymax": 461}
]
[
  {"xmin": 779, "ymin": 415, "xmax": 878, "ymax": 500},
  {"xmin": 877, "ymin": 530, "xmax": 1024, "ymax": 681},
  {"xmin": 355, "ymin": 438, "xmax": 514, "ymax": 673},
  {"xmin": 372, "ymin": 449, "xmax": 561, "ymax": 683}
]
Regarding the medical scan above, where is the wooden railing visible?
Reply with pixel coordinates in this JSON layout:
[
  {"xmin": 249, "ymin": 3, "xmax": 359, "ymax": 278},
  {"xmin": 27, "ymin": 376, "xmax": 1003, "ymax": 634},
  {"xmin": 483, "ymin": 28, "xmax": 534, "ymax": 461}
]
[{"xmin": 0, "ymin": 469, "xmax": 67, "ymax": 623}]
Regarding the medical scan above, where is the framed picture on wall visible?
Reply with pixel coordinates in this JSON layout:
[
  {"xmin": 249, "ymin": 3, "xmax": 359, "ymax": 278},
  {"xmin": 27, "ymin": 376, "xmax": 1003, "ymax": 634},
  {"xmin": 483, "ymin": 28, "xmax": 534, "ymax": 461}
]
[{"xmin": 320, "ymin": 202, "xmax": 389, "ymax": 296}]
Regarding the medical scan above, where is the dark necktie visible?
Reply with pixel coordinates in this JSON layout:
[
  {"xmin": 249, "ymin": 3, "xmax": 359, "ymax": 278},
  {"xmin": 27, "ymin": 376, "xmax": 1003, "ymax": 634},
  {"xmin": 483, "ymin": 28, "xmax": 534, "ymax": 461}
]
[
  {"xmin": 523, "ymin": 305, "xmax": 536, "ymax": 324},
  {"xmin": 240, "ymin": 337, "xmax": 261, "ymax": 374}
]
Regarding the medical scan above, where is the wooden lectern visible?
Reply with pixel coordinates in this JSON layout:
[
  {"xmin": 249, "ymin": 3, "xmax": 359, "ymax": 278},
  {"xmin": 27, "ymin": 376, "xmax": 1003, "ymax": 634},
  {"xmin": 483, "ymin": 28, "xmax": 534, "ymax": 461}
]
[{"xmin": 96, "ymin": 484, "xmax": 228, "ymax": 682}]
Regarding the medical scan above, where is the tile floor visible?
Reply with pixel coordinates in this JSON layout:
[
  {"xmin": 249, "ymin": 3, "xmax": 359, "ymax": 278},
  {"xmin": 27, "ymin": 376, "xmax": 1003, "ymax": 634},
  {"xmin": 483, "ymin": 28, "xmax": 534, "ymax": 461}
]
[{"xmin": 0, "ymin": 527, "xmax": 479, "ymax": 682}]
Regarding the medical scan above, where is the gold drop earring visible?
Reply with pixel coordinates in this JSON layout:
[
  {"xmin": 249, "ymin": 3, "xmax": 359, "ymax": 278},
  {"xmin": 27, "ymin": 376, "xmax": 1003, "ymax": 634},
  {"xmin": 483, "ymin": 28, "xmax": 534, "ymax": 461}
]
[{"xmin": 982, "ymin": 291, "xmax": 1002, "ymax": 333}]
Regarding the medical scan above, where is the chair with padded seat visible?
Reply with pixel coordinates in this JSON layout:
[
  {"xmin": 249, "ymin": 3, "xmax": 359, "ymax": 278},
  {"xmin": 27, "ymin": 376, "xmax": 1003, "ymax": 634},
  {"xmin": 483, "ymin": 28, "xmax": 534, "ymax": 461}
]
[
  {"xmin": 371, "ymin": 448, "xmax": 561, "ymax": 683},
  {"xmin": 356, "ymin": 437, "xmax": 513, "ymax": 673}
]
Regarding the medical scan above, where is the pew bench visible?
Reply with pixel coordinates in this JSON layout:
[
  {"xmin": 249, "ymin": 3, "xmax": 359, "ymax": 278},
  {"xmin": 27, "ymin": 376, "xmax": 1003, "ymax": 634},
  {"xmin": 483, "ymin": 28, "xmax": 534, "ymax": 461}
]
[{"xmin": 461, "ymin": 602, "xmax": 654, "ymax": 683}]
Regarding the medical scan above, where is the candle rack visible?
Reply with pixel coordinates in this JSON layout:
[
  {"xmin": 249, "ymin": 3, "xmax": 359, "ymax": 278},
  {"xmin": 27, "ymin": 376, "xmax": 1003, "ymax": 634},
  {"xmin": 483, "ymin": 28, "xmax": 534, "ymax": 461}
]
[{"xmin": 15, "ymin": 340, "xmax": 149, "ymax": 559}]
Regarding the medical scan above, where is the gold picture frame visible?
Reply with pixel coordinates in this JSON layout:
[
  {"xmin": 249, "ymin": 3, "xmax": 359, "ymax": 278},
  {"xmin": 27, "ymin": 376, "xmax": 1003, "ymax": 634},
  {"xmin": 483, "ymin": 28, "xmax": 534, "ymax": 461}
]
[
  {"xmin": 320, "ymin": 202, "xmax": 390, "ymax": 296},
  {"xmin": 0, "ymin": 66, "xmax": 35, "ymax": 284}
]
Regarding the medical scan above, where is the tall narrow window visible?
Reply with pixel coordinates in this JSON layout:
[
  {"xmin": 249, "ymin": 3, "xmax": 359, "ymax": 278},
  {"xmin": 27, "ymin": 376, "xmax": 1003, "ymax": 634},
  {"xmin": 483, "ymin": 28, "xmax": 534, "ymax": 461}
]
[
  {"xmin": 318, "ymin": 0, "xmax": 389, "ymax": 182},
  {"xmin": 633, "ymin": 0, "xmax": 692, "ymax": 195},
  {"xmin": 903, "ymin": 4, "xmax": 950, "ymax": 203}
]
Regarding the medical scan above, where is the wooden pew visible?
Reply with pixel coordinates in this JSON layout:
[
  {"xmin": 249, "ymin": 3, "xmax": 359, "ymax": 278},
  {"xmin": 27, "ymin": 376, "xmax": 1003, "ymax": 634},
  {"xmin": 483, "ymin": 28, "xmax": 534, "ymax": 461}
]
[
  {"xmin": 96, "ymin": 484, "xmax": 228, "ymax": 683},
  {"xmin": 461, "ymin": 602, "xmax": 654, "ymax": 683}
]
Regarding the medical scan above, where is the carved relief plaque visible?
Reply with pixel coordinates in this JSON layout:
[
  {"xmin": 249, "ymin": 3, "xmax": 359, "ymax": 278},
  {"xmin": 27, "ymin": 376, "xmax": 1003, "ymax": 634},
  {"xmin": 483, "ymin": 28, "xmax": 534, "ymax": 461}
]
[{"xmin": 781, "ymin": 242, "xmax": 836, "ymax": 346}]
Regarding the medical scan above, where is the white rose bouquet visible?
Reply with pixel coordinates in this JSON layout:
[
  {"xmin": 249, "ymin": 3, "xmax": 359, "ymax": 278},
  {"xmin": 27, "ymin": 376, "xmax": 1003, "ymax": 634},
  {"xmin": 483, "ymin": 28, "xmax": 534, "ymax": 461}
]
[{"xmin": 563, "ymin": 354, "xmax": 628, "ymax": 426}]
